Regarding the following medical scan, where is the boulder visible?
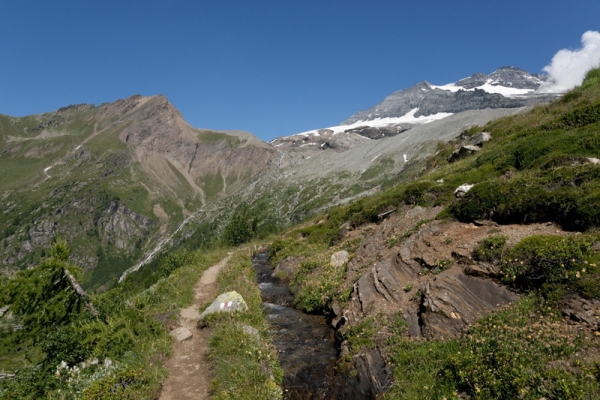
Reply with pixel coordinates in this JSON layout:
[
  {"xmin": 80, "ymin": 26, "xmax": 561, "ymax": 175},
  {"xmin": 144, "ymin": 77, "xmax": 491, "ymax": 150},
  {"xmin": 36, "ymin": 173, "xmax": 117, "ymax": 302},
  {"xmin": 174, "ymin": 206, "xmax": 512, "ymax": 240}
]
[
  {"xmin": 463, "ymin": 263, "xmax": 500, "ymax": 278},
  {"xmin": 272, "ymin": 256, "xmax": 305, "ymax": 281},
  {"xmin": 469, "ymin": 132, "xmax": 492, "ymax": 146},
  {"xmin": 587, "ymin": 157, "xmax": 600, "ymax": 165},
  {"xmin": 198, "ymin": 291, "xmax": 248, "ymax": 321},
  {"xmin": 331, "ymin": 250, "xmax": 350, "ymax": 267},
  {"xmin": 448, "ymin": 145, "xmax": 481, "ymax": 163},
  {"xmin": 454, "ymin": 183, "xmax": 474, "ymax": 198},
  {"xmin": 169, "ymin": 327, "xmax": 193, "ymax": 342}
]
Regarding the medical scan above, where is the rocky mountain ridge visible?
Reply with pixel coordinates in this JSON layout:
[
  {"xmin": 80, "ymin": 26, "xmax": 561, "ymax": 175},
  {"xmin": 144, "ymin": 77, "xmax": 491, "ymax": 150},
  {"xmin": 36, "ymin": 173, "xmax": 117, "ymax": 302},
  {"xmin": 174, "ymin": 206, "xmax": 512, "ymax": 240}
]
[
  {"xmin": 342, "ymin": 67, "xmax": 558, "ymax": 124},
  {"xmin": 0, "ymin": 95, "xmax": 276, "ymax": 289},
  {"xmin": 270, "ymin": 67, "xmax": 558, "ymax": 164}
]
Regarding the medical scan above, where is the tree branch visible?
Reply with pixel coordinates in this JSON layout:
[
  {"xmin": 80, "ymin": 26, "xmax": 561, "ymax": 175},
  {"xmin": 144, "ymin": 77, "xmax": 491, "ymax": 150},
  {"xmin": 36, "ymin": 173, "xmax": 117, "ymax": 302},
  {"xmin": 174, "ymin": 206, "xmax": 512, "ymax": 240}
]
[{"xmin": 64, "ymin": 269, "xmax": 98, "ymax": 316}]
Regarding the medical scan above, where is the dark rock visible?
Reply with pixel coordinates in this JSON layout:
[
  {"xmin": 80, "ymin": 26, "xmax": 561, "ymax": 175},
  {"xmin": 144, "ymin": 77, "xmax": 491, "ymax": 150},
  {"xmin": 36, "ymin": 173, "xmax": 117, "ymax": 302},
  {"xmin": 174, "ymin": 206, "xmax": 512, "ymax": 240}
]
[
  {"xmin": 272, "ymin": 256, "xmax": 304, "ymax": 282},
  {"xmin": 419, "ymin": 268, "xmax": 519, "ymax": 338},
  {"xmin": 403, "ymin": 302, "xmax": 423, "ymax": 338},
  {"xmin": 338, "ymin": 348, "xmax": 392, "ymax": 400},
  {"xmin": 448, "ymin": 145, "xmax": 481, "ymax": 163},
  {"xmin": 343, "ymin": 124, "xmax": 410, "ymax": 140},
  {"xmin": 470, "ymin": 132, "xmax": 492, "ymax": 146},
  {"xmin": 562, "ymin": 297, "xmax": 598, "ymax": 326},
  {"xmin": 332, "ymin": 302, "xmax": 342, "ymax": 317}
]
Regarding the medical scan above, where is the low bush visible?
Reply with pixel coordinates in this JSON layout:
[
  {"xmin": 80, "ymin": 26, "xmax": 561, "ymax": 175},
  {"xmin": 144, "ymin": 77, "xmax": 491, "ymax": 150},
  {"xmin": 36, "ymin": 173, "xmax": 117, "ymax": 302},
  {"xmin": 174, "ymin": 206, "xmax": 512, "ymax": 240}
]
[
  {"xmin": 444, "ymin": 295, "xmax": 593, "ymax": 400},
  {"xmin": 449, "ymin": 166, "xmax": 600, "ymax": 230},
  {"xmin": 473, "ymin": 235, "xmax": 507, "ymax": 263},
  {"xmin": 500, "ymin": 235, "xmax": 599, "ymax": 299}
]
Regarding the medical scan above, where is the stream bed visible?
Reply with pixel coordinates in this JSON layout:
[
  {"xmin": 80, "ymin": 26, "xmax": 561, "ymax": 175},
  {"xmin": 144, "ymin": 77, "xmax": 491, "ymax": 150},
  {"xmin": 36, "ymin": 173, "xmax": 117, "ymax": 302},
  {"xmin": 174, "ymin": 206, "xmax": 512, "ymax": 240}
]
[{"xmin": 252, "ymin": 252, "xmax": 340, "ymax": 399}]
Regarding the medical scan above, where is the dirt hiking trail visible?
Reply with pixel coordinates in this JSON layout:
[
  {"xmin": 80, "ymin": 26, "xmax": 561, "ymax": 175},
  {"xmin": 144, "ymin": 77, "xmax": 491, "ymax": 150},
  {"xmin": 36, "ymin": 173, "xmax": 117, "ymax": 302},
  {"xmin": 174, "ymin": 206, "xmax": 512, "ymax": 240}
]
[{"xmin": 159, "ymin": 254, "xmax": 232, "ymax": 400}]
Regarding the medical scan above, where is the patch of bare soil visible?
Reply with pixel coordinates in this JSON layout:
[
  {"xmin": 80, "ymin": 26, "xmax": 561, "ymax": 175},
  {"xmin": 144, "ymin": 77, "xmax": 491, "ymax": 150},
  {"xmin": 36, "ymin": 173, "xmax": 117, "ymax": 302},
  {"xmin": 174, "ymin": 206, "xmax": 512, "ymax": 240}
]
[
  {"xmin": 153, "ymin": 204, "xmax": 169, "ymax": 235},
  {"xmin": 159, "ymin": 254, "xmax": 231, "ymax": 400}
]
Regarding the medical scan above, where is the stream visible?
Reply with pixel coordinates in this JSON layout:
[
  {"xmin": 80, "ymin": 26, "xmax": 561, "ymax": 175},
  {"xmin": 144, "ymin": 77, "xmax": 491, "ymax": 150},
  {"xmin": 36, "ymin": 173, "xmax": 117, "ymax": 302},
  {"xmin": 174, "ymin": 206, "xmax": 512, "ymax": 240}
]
[{"xmin": 252, "ymin": 253, "xmax": 341, "ymax": 399}]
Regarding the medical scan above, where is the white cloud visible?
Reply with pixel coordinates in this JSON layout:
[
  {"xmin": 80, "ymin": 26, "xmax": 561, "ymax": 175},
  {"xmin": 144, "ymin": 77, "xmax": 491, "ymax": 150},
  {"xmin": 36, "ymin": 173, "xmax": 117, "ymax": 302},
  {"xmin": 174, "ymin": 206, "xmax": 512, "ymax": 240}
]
[{"xmin": 538, "ymin": 30, "xmax": 600, "ymax": 93}]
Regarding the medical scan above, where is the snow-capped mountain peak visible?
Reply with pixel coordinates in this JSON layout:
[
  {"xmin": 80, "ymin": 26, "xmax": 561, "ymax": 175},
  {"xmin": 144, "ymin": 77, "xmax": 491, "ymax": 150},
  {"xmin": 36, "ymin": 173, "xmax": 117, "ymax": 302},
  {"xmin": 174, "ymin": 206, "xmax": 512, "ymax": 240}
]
[{"xmin": 341, "ymin": 67, "xmax": 557, "ymax": 125}]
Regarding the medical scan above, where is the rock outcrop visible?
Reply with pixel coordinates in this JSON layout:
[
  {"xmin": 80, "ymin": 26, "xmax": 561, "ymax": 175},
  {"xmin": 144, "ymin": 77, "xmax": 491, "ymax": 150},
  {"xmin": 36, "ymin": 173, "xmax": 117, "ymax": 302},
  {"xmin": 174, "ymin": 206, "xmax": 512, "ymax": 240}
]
[
  {"xmin": 273, "ymin": 256, "xmax": 305, "ymax": 282},
  {"xmin": 338, "ymin": 215, "xmax": 566, "ymax": 340},
  {"xmin": 335, "ymin": 348, "xmax": 393, "ymax": 400},
  {"xmin": 448, "ymin": 145, "xmax": 481, "ymax": 162},
  {"xmin": 419, "ymin": 268, "xmax": 519, "ymax": 338}
]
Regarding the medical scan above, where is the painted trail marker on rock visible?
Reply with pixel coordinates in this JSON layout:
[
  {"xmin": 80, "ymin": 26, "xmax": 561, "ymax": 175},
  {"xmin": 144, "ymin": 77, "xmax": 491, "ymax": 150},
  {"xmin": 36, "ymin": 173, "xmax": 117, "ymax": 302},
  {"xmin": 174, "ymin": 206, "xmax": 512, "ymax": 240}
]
[{"xmin": 198, "ymin": 290, "xmax": 248, "ymax": 323}]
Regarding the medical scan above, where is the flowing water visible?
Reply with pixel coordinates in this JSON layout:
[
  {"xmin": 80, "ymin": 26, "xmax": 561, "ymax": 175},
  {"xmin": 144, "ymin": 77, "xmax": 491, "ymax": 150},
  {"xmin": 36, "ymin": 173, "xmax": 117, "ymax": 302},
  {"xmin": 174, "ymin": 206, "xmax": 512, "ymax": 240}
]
[{"xmin": 252, "ymin": 253, "xmax": 340, "ymax": 399}]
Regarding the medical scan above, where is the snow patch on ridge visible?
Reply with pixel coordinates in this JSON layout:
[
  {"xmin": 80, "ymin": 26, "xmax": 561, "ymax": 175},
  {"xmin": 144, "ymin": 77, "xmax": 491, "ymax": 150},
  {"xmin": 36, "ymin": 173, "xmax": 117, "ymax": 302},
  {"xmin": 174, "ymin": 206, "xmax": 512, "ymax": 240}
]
[
  {"xmin": 287, "ymin": 108, "xmax": 453, "ymax": 139},
  {"xmin": 432, "ymin": 79, "xmax": 535, "ymax": 97}
]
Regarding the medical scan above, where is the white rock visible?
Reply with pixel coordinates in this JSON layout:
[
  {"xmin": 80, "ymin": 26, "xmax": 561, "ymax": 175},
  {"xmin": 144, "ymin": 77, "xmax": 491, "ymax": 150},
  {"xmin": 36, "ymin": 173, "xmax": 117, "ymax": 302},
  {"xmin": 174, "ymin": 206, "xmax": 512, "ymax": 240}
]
[
  {"xmin": 470, "ymin": 132, "xmax": 492, "ymax": 146},
  {"xmin": 454, "ymin": 183, "xmax": 475, "ymax": 198},
  {"xmin": 198, "ymin": 291, "xmax": 248, "ymax": 321},
  {"xmin": 330, "ymin": 250, "xmax": 350, "ymax": 267},
  {"xmin": 169, "ymin": 327, "xmax": 193, "ymax": 342}
]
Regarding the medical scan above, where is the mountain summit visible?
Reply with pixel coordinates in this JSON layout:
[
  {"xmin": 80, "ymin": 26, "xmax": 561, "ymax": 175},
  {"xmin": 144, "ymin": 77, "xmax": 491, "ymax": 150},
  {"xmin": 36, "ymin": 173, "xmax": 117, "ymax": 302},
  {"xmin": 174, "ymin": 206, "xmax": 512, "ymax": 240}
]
[
  {"xmin": 0, "ymin": 95, "xmax": 275, "ymax": 289},
  {"xmin": 270, "ymin": 67, "xmax": 557, "ymax": 164},
  {"xmin": 341, "ymin": 67, "xmax": 557, "ymax": 125}
]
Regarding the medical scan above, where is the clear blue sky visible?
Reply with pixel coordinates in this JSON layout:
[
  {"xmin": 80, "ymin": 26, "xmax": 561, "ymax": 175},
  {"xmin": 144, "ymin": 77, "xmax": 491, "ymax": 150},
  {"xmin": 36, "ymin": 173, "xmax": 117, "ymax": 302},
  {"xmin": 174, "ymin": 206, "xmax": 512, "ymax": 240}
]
[{"xmin": 1, "ymin": 1, "xmax": 599, "ymax": 141}]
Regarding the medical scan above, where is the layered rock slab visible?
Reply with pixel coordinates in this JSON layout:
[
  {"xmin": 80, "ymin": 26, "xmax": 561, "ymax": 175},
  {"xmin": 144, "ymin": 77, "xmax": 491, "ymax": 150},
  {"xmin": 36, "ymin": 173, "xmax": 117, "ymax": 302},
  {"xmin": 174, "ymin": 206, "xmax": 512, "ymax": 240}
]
[
  {"xmin": 342, "ymin": 218, "xmax": 524, "ymax": 339},
  {"xmin": 419, "ymin": 268, "xmax": 519, "ymax": 338}
]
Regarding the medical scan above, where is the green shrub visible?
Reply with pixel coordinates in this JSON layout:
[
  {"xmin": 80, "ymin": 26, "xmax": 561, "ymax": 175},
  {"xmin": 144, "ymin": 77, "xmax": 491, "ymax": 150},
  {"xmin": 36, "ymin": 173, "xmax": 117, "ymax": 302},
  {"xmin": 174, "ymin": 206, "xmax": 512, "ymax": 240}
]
[
  {"xmin": 449, "ymin": 166, "xmax": 600, "ymax": 230},
  {"xmin": 157, "ymin": 249, "xmax": 196, "ymax": 277},
  {"xmin": 444, "ymin": 295, "xmax": 591, "ymax": 400},
  {"xmin": 542, "ymin": 102, "xmax": 600, "ymax": 131},
  {"xmin": 473, "ymin": 235, "xmax": 507, "ymax": 263},
  {"xmin": 501, "ymin": 235, "xmax": 597, "ymax": 296},
  {"xmin": 41, "ymin": 325, "xmax": 91, "ymax": 369},
  {"xmin": 222, "ymin": 204, "xmax": 258, "ymax": 246}
]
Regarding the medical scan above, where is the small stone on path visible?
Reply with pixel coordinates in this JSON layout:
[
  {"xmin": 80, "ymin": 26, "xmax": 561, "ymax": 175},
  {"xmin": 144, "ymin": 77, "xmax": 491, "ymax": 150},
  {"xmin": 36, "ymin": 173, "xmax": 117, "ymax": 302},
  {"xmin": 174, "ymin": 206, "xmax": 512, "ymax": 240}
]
[{"xmin": 169, "ymin": 327, "xmax": 193, "ymax": 342}]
